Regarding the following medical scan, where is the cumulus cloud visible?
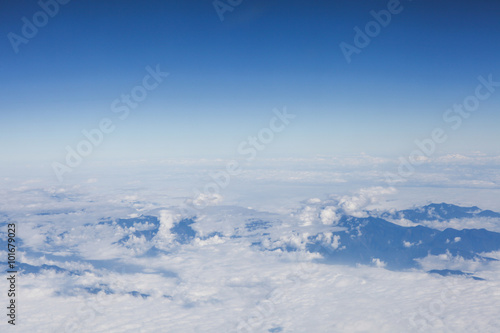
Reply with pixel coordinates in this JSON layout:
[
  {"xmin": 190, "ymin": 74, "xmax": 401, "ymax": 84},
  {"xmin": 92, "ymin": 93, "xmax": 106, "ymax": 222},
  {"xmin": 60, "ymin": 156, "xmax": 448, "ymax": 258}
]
[
  {"xmin": 155, "ymin": 209, "xmax": 180, "ymax": 247},
  {"xmin": 294, "ymin": 187, "xmax": 396, "ymax": 226},
  {"xmin": 315, "ymin": 232, "xmax": 343, "ymax": 250},
  {"xmin": 371, "ymin": 258, "xmax": 387, "ymax": 268},
  {"xmin": 187, "ymin": 192, "xmax": 224, "ymax": 207},
  {"xmin": 339, "ymin": 186, "xmax": 397, "ymax": 217},
  {"xmin": 297, "ymin": 205, "xmax": 318, "ymax": 226},
  {"xmin": 320, "ymin": 206, "xmax": 340, "ymax": 225},
  {"xmin": 3, "ymin": 164, "xmax": 500, "ymax": 332}
]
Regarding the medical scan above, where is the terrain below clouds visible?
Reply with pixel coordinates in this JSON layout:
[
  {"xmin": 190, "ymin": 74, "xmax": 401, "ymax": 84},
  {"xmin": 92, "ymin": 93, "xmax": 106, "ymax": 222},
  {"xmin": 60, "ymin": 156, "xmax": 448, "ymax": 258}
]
[{"xmin": 1, "ymin": 180, "xmax": 500, "ymax": 332}]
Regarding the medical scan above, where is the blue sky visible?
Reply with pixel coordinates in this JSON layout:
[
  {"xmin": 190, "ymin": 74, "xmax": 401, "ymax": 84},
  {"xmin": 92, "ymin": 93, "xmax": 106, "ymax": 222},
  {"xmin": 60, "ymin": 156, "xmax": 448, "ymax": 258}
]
[{"xmin": 1, "ymin": 0, "xmax": 500, "ymax": 163}]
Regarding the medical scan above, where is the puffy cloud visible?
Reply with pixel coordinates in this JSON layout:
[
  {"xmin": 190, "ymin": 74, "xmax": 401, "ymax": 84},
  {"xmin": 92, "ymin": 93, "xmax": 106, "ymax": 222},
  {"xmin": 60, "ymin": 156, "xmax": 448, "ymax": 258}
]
[
  {"xmin": 316, "ymin": 232, "xmax": 343, "ymax": 250},
  {"xmin": 155, "ymin": 210, "xmax": 180, "ymax": 246},
  {"xmin": 273, "ymin": 232, "xmax": 310, "ymax": 251},
  {"xmin": 372, "ymin": 258, "xmax": 387, "ymax": 268},
  {"xmin": 294, "ymin": 187, "xmax": 396, "ymax": 226},
  {"xmin": 188, "ymin": 192, "xmax": 224, "ymax": 207},
  {"xmin": 3, "ymin": 163, "xmax": 500, "ymax": 332},
  {"xmin": 339, "ymin": 186, "xmax": 397, "ymax": 217},
  {"xmin": 297, "ymin": 205, "xmax": 318, "ymax": 226},
  {"xmin": 320, "ymin": 206, "xmax": 340, "ymax": 225}
]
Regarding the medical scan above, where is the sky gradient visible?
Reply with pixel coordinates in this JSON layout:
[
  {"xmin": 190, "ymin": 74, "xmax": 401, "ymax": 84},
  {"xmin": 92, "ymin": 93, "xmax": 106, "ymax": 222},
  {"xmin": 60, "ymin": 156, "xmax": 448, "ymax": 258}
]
[
  {"xmin": 2, "ymin": 3, "xmax": 500, "ymax": 331},
  {"xmin": 2, "ymin": 0, "xmax": 500, "ymax": 164}
]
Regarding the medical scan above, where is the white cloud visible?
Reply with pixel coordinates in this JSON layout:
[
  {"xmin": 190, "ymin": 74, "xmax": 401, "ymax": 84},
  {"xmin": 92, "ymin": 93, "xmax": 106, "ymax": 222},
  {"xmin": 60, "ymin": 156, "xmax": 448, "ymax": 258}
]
[
  {"xmin": 297, "ymin": 205, "xmax": 318, "ymax": 226},
  {"xmin": 314, "ymin": 232, "xmax": 343, "ymax": 251},
  {"xmin": 372, "ymin": 258, "xmax": 387, "ymax": 268},
  {"xmin": 339, "ymin": 186, "xmax": 397, "ymax": 217},
  {"xmin": 2, "ymin": 162, "xmax": 500, "ymax": 332},
  {"xmin": 155, "ymin": 210, "xmax": 180, "ymax": 247},
  {"xmin": 412, "ymin": 217, "xmax": 500, "ymax": 232},
  {"xmin": 320, "ymin": 206, "xmax": 340, "ymax": 225},
  {"xmin": 188, "ymin": 192, "xmax": 224, "ymax": 207}
]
